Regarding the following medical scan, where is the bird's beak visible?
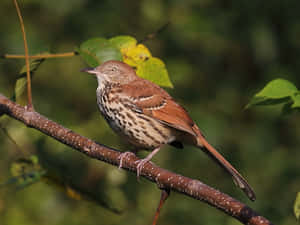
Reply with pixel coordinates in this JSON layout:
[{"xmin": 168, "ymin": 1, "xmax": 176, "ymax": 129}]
[{"xmin": 80, "ymin": 67, "xmax": 97, "ymax": 74}]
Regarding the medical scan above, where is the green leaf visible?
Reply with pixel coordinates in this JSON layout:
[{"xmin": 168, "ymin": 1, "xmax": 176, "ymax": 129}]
[
  {"xmin": 294, "ymin": 192, "xmax": 300, "ymax": 220},
  {"xmin": 255, "ymin": 79, "xmax": 298, "ymax": 98},
  {"xmin": 12, "ymin": 77, "xmax": 28, "ymax": 102},
  {"xmin": 19, "ymin": 58, "xmax": 45, "ymax": 76},
  {"xmin": 291, "ymin": 92, "xmax": 300, "ymax": 108},
  {"xmin": 109, "ymin": 35, "xmax": 137, "ymax": 49},
  {"xmin": 136, "ymin": 57, "xmax": 173, "ymax": 88},
  {"xmin": 78, "ymin": 38, "xmax": 122, "ymax": 67},
  {"xmin": 12, "ymin": 58, "xmax": 45, "ymax": 102},
  {"xmin": 246, "ymin": 96, "xmax": 291, "ymax": 108},
  {"xmin": 246, "ymin": 79, "xmax": 298, "ymax": 108}
]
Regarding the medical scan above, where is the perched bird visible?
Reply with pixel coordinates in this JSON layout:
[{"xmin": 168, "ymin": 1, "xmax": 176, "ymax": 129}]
[{"xmin": 82, "ymin": 60, "xmax": 256, "ymax": 201}]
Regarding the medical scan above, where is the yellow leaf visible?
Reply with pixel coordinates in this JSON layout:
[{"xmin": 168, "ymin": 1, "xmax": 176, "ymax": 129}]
[{"xmin": 122, "ymin": 44, "xmax": 152, "ymax": 67}]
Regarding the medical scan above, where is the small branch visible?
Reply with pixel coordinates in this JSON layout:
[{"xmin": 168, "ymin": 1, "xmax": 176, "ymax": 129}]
[
  {"xmin": 13, "ymin": 0, "xmax": 33, "ymax": 108},
  {"xmin": 0, "ymin": 94, "xmax": 273, "ymax": 225},
  {"xmin": 2, "ymin": 52, "xmax": 77, "ymax": 59}
]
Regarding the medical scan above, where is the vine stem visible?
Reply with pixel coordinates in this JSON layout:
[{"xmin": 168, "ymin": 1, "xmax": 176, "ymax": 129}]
[{"xmin": 13, "ymin": 0, "xmax": 33, "ymax": 109}]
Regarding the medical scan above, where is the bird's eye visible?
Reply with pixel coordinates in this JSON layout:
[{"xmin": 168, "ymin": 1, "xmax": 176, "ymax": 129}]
[{"xmin": 111, "ymin": 66, "xmax": 118, "ymax": 72}]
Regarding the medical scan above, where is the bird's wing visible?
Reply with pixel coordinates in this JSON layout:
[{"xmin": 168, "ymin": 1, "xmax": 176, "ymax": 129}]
[
  {"xmin": 121, "ymin": 78, "xmax": 256, "ymax": 200},
  {"xmin": 121, "ymin": 79, "xmax": 197, "ymax": 136}
]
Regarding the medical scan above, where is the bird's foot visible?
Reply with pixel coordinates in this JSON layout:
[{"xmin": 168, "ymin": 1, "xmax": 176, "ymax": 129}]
[
  {"xmin": 136, "ymin": 158, "xmax": 152, "ymax": 178},
  {"xmin": 118, "ymin": 151, "xmax": 135, "ymax": 169},
  {"xmin": 135, "ymin": 147, "xmax": 161, "ymax": 179}
]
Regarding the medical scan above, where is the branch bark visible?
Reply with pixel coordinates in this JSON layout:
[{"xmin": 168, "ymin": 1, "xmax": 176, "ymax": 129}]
[{"xmin": 0, "ymin": 94, "xmax": 273, "ymax": 225}]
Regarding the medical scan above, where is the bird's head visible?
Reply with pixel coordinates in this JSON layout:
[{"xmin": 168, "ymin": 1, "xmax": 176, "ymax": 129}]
[{"xmin": 81, "ymin": 60, "xmax": 137, "ymax": 85}]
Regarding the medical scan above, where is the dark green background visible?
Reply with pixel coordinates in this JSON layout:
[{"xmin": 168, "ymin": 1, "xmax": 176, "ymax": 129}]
[{"xmin": 0, "ymin": 0, "xmax": 299, "ymax": 224}]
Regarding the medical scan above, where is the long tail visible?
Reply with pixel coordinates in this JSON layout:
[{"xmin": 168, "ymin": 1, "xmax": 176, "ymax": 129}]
[{"xmin": 195, "ymin": 128, "xmax": 256, "ymax": 201}]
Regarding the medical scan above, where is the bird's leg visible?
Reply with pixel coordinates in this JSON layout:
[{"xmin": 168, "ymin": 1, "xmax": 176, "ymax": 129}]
[
  {"xmin": 118, "ymin": 151, "xmax": 136, "ymax": 169},
  {"xmin": 136, "ymin": 147, "xmax": 161, "ymax": 178}
]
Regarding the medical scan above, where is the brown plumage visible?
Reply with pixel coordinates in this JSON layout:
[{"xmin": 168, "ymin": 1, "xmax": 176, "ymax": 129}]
[{"xmin": 82, "ymin": 60, "xmax": 256, "ymax": 201}]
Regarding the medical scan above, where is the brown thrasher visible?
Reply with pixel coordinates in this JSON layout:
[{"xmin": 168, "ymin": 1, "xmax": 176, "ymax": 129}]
[{"xmin": 82, "ymin": 60, "xmax": 256, "ymax": 201}]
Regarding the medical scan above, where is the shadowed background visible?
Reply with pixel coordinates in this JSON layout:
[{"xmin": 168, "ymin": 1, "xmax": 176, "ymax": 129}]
[{"xmin": 0, "ymin": 0, "xmax": 299, "ymax": 224}]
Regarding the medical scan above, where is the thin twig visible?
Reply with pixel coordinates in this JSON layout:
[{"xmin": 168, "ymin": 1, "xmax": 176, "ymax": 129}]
[
  {"xmin": 3, "ymin": 52, "xmax": 77, "ymax": 59},
  {"xmin": 13, "ymin": 0, "xmax": 33, "ymax": 108},
  {"xmin": 0, "ymin": 121, "xmax": 26, "ymax": 156},
  {"xmin": 139, "ymin": 22, "xmax": 170, "ymax": 43},
  {"xmin": 152, "ymin": 189, "xmax": 170, "ymax": 225},
  {"xmin": 0, "ymin": 94, "xmax": 273, "ymax": 225}
]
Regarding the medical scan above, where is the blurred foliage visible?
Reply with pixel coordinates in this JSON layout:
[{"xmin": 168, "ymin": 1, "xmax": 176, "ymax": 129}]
[
  {"xmin": 0, "ymin": 0, "xmax": 300, "ymax": 225},
  {"xmin": 295, "ymin": 192, "xmax": 300, "ymax": 220},
  {"xmin": 0, "ymin": 155, "xmax": 45, "ymax": 190}
]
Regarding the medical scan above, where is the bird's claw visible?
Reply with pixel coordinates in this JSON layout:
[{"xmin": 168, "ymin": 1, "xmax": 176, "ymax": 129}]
[
  {"xmin": 118, "ymin": 152, "xmax": 154, "ymax": 180},
  {"xmin": 136, "ymin": 158, "xmax": 153, "ymax": 179},
  {"xmin": 118, "ymin": 151, "xmax": 135, "ymax": 169}
]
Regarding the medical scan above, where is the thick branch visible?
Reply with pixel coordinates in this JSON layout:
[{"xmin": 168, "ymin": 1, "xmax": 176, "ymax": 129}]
[{"xmin": 0, "ymin": 94, "xmax": 273, "ymax": 225}]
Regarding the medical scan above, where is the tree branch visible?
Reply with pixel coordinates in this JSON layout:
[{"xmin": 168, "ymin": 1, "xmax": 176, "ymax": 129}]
[{"xmin": 0, "ymin": 94, "xmax": 273, "ymax": 225}]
